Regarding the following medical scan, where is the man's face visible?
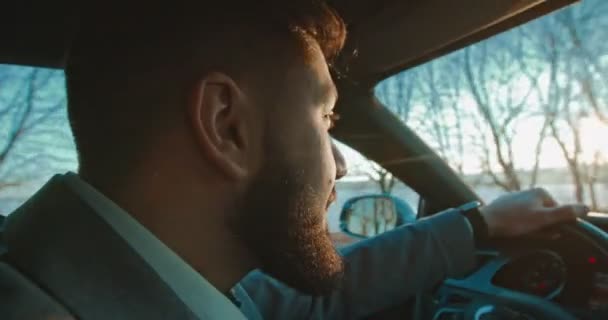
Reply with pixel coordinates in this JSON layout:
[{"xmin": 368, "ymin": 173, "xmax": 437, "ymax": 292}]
[{"xmin": 231, "ymin": 45, "xmax": 347, "ymax": 295}]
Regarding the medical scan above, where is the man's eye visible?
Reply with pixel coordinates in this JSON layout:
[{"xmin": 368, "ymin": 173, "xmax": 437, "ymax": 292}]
[{"xmin": 325, "ymin": 112, "xmax": 341, "ymax": 129}]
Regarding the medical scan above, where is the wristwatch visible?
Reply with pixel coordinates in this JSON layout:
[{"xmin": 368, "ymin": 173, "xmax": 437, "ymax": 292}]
[{"xmin": 457, "ymin": 201, "xmax": 488, "ymax": 245}]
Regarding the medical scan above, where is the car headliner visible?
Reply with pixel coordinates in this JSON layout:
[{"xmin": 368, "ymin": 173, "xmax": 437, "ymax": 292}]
[
  {"xmin": 0, "ymin": 0, "xmax": 578, "ymax": 210},
  {"xmin": 1, "ymin": 0, "xmax": 576, "ymax": 79}
]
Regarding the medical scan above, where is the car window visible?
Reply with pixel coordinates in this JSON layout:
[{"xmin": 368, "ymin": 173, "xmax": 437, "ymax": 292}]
[
  {"xmin": 376, "ymin": 0, "xmax": 608, "ymax": 212},
  {"xmin": 0, "ymin": 65, "xmax": 76, "ymax": 215},
  {"xmin": 0, "ymin": 66, "xmax": 422, "ymax": 235},
  {"xmin": 330, "ymin": 141, "xmax": 420, "ymax": 245}
]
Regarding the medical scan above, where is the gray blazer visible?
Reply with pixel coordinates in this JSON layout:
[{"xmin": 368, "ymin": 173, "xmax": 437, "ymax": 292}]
[{"xmin": 0, "ymin": 175, "xmax": 475, "ymax": 319}]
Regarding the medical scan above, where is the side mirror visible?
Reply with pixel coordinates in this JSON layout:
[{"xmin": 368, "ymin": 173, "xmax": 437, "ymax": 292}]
[{"xmin": 339, "ymin": 194, "xmax": 416, "ymax": 238}]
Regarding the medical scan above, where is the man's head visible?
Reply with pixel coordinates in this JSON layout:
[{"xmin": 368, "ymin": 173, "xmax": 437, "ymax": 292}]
[{"xmin": 66, "ymin": 1, "xmax": 348, "ymax": 295}]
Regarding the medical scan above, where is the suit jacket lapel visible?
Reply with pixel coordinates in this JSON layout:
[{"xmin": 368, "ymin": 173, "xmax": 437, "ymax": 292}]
[{"xmin": 4, "ymin": 175, "xmax": 200, "ymax": 320}]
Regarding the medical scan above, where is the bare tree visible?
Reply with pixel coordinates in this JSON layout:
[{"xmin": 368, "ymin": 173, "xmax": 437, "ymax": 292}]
[
  {"xmin": 369, "ymin": 163, "xmax": 396, "ymax": 194},
  {"xmin": 558, "ymin": 1, "xmax": 608, "ymax": 206},
  {"xmin": 373, "ymin": 71, "xmax": 420, "ymax": 194},
  {"xmin": 531, "ymin": 14, "xmax": 593, "ymax": 204},
  {"xmin": 349, "ymin": 161, "xmax": 397, "ymax": 195},
  {"xmin": 549, "ymin": 117, "xmax": 585, "ymax": 203},
  {"xmin": 376, "ymin": 71, "xmax": 417, "ymax": 123},
  {"xmin": 417, "ymin": 58, "xmax": 469, "ymax": 175},
  {"xmin": 528, "ymin": 119, "xmax": 549, "ymax": 188},
  {"xmin": 583, "ymin": 151, "xmax": 604, "ymax": 211},
  {"xmin": 558, "ymin": 0, "xmax": 608, "ymax": 124},
  {"xmin": 0, "ymin": 67, "xmax": 66, "ymax": 190},
  {"xmin": 374, "ymin": 0, "xmax": 608, "ymax": 204},
  {"xmin": 462, "ymin": 38, "xmax": 539, "ymax": 191}
]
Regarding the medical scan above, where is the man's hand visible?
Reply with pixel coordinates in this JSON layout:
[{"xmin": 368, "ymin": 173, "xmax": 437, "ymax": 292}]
[{"xmin": 480, "ymin": 188, "xmax": 589, "ymax": 238}]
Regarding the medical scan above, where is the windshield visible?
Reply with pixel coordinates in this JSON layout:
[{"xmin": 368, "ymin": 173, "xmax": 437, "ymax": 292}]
[{"xmin": 376, "ymin": 0, "xmax": 608, "ymax": 212}]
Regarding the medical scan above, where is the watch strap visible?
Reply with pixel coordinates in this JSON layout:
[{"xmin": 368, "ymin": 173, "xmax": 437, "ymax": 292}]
[{"xmin": 457, "ymin": 201, "xmax": 488, "ymax": 245}]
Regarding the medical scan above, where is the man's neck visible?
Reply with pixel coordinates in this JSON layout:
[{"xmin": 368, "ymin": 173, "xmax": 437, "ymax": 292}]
[{"xmin": 82, "ymin": 172, "xmax": 256, "ymax": 294}]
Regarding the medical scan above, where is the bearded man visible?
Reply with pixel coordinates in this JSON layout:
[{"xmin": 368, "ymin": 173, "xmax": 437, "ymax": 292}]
[{"xmin": 0, "ymin": 1, "xmax": 588, "ymax": 319}]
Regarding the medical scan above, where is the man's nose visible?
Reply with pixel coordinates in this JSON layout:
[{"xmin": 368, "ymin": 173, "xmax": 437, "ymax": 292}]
[{"xmin": 332, "ymin": 141, "xmax": 348, "ymax": 180}]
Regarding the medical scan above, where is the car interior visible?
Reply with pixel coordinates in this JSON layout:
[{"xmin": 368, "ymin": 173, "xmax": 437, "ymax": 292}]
[{"xmin": 2, "ymin": 0, "xmax": 608, "ymax": 319}]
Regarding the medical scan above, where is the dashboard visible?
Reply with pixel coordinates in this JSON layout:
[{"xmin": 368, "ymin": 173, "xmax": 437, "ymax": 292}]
[
  {"xmin": 489, "ymin": 229, "xmax": 608, "ymax": 317},
  {"xmin": 491, "ymin": 250, "xmax": 567, "ymax": 301},
  {"xmin": 430, "ymin": 226, "xmax": 608, "ymax": 320}
]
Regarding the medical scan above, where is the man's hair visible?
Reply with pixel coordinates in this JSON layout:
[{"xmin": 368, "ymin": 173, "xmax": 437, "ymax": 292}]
[{"xmin": 65, "ymin": 1, "xmax": 346, "ymax": 181}]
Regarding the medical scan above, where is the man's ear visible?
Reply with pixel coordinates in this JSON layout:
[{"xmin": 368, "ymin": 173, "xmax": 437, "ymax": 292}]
[{"xmin": 187, "ymin": 72, "xmax": 253, "ymax": 180}]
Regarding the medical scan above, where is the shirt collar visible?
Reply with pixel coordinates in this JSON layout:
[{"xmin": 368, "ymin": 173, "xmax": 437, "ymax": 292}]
[{"xmin": 63, "ymin": 172, "xmax": 247, "ymax": 320}]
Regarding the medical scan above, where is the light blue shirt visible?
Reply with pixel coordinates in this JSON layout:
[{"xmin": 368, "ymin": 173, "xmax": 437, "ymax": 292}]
[{"xmin": 64, "ymin": 172, "xmax": 248, "ymax": 320}]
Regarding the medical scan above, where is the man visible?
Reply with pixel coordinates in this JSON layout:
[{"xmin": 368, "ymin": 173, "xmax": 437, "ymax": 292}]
[{"xmin": 0, "ymin": 1, "xmax": 588, "ymax": 319}]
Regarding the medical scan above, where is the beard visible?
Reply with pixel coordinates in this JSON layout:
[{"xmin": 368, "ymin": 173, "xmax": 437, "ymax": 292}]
[{"xmin": 228, "ymin": 144, "xmax": 345, "ymax": 296}]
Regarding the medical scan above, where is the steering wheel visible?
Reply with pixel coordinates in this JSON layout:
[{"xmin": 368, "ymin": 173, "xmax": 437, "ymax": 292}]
[{"xmin": 417, "ymin": 219, "xmax": 608, "ymax": 320}]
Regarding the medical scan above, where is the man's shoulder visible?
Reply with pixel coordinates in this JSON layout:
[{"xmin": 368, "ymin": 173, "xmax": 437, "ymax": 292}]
[
  {"xmin": 0, "ymin": 261, "xmax": 75, "ymax": 320},
  {"xmin": 0, "ymin": 187, "xmax": 76, "ymax": 319},
  {"xmin": 1, "ymin": 174, "xmax": 215, "ymax": 320}
]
